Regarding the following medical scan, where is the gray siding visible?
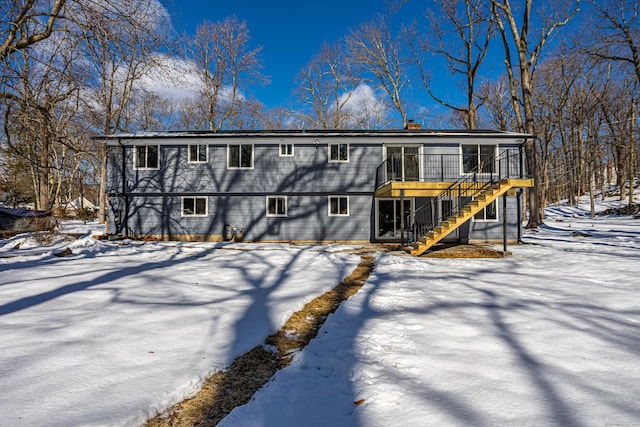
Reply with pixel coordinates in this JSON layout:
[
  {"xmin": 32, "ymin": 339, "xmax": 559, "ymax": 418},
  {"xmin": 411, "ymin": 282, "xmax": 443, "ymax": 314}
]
[
  {"xmin": 468, "ymin": 195, "xmax": 521, "ymax": 242},
  {"xmin": 118, "ymin": 141, "xmax": 380, "ymax": 195},
  {"xmin": 105, "ymin": 132, "xmax": 527, "ymax": 243},
  {"xmin": 107, "ymin": 193, "xmax": 372, "ymax": 242}
]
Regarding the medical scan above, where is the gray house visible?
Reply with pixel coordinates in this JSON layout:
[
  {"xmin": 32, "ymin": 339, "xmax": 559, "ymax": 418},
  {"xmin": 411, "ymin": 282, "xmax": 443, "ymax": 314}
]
[{"xmin": 100, "ymin": 127, "xmax": 533, "ymax": 255}]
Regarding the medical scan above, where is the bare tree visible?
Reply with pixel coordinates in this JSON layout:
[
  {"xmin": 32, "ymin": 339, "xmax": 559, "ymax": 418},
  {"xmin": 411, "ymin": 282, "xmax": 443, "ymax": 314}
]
[
  {"xmin": 0, "ymin": 0, "xmax": 67, "ymax": 61},
  {"xmin": 407, "ymin": 0, "xmax": 494, "ymax": 129},
  {"xmin": 0, "ymin": 0, "xmax": 74, "ymax": 209},
  {"xmin": 590, "ymin": 0, "xmax": 640, "ymax": 88},
  {"xmin": 346, "ymin": 15, "xmax": 410, "ymax": 127},
  {"xmin": 599, "ymin": 77, "xmax": 636, "ymax": 201},
  {"xmin": 490, "ymin": 0, "xmax": 580, "ymax": 228},
  {"xmin": 186, "ymin": 17, "xmax": 267, "ymax": 131},
  {"xmin": 2, "ymin": 27, "xmax": 81, "ymax": 210},
  {"xmin": 588, "ymin": 0, "xmax": 639, "ymax": 208},
  {"xmin": 295, "ymin": 42, "xmax": 359, "ymax": 129},
  {"xmin": 261, "ymin": 107, "xmax": 296, "ymax": 130},
  {"xmin": 480, "ymin": 77, "xmax": 519, "ymax": 130},
  {"xmin": 76, "ymin": 0, "xmax": 171, "ymax": 223}
]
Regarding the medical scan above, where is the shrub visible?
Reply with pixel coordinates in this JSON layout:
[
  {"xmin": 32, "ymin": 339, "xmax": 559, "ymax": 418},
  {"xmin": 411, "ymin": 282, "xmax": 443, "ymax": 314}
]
[{"xmin": 76, "ymin": 208, "xmax": 97, "ymax": 222}]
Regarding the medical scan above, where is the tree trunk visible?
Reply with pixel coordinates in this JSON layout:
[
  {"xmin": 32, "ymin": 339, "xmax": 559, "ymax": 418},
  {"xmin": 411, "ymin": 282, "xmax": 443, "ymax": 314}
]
[
  {"xmin": 39, "ymin": 133, "xmax": 50, "ymax": 210},
  {"xmin": 630, "ymin": 100, "xmax": 636, "ymax": 209},
  {"xmin": 520, "ymin": 64, "xmax": 541, "ymax": 227},
  {"xmin": 589, "ymin": 167, "xmax": 596, "ymax": 218}
]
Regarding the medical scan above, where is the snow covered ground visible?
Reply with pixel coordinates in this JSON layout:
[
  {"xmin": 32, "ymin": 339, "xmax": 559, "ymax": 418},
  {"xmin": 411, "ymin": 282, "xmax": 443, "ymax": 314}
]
[
  {"xmin": 220, "ymin": 200, "xmax": 640, "ymax": 427},
  {"xmin": 0, "ymin": 225, "xmax": 360, "ymax": 426},
  {"xmin": 1, "ymin": 199, "xmax": 639, "ymax": 426}
]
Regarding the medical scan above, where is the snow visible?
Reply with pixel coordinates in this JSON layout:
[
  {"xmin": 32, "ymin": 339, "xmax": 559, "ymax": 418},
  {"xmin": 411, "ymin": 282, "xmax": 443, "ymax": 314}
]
[
  {"xmin": 0, "ymin": 225, "xmax": 361, "ymax": 426},
  {"xmin": 219, "ymin": 200, "xmax": 640, "ymax": 427},
  {"xmin": 1, "ymin": 201, "xmax": 640, "ymax": 426}
]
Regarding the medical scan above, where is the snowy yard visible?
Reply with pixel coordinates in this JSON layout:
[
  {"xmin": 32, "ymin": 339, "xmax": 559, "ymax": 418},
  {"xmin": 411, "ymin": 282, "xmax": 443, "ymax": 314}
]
[
  {"xmin": 1, "ymin": 200, "xmax": 639, "ymax": 426},
  {"xmin": 0, "ymin": 233, "xmax": 360, "ymax": 426}
]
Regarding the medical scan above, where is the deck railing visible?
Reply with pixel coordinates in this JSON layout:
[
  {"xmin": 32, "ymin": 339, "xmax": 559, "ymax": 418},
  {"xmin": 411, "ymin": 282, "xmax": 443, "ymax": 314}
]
[
  {"xmin": 410, "ymin": 148, "xmax": 526, "ymax": 244},
  {"xmin": 375, "ymin": 150, "xmax": 525, "ymax": 189}
]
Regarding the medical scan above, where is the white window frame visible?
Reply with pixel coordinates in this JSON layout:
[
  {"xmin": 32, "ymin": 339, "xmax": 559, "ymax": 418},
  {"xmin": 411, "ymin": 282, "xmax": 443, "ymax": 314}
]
[
  {"xmin": 134, "ymin": 145, "xmax": 160, "ymax": 170},
  {"xmin": 472, "ymin": 200, "xmax": 498, "ymax": 222},
  {"xmin": 328, "ymin": 143, "xmax": 349, "ymax": 163},
  {"xmin": 279, "ymin": 143, "xmax": 294, "ymax": 157},
  {"xmin": 328, "ymin": 196, "xmax": 349, "ymax": 216},
  {"xmin": 227, "ymin": 143, "xmax": 254, "ymax": 169},
  {"xmin": 461, "ymin": 144, "xmax": 497, "ymax": 175},
  {"xmin": 188, "ymin": 144, "xmax": 208, "ymax": 163},
  {"xmin": 181, "ymin": 196, "xmax": 208, "ymax": 217},
  {"xmin": 383, "ymin": 144, "xmax": 422, "ymax": 182},
  {"xmin": 266, "ymin": 196, "xmax": 287, "ymax": 217}
]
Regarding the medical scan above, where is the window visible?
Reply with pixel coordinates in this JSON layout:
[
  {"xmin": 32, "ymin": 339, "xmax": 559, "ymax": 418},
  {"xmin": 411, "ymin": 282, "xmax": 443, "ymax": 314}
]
[
  {"xmin": 462, "ymin": 144, "xmax": 496, "ymax": 174},
  {"xmin": 328, "ymin": 196, "xmax": 349, "ymax": 216},
  {"xmin": 182, "ymin": 197, "xmax": 208, "ymax": 217},
  {"xmin": 228, "ymin": 144, "xmax": 253, "ymax": 169},
  {"xmin": 385, "ymin": 145, "xmax": 420, "ymax": 181},
  {"xmin": 474, "ymin": 200, "xmax": 497, "ymax": 221},
  {"xmin": 134, "ymin": 145, "xmax": 159, "ymax": 169},
  {"xmin": 266, "ymin": 196, "xmax": 287, "ymax": 217},
  {"xmin": 188, "ymin": 144, "xmax": 208, "ymax": 163},
  {"xmin": 329, "ymin": 143, "xmax": 349, "ymax": 162},
  {"xmin": 279, "ymin": 143, "xmax": 294, "ymax": 157}
]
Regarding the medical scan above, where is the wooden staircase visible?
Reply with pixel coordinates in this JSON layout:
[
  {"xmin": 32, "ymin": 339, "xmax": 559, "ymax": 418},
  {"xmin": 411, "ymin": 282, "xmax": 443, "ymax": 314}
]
[{"xmin": 409, "ymin": 179, "xmax": 517, "ymax": 257}]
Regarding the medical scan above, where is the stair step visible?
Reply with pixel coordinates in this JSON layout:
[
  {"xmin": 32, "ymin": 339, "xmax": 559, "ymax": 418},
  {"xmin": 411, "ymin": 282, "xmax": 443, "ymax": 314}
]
[{"xmin": 409, "ymin": 181, "xmax": 519, "ymax": 257}]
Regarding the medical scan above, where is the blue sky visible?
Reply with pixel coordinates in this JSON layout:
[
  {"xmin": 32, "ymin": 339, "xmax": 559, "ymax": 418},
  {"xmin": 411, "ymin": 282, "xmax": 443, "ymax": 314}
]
[{"xmin": 163, "ymin": 0, "xmax": 425, "ymax": 110}]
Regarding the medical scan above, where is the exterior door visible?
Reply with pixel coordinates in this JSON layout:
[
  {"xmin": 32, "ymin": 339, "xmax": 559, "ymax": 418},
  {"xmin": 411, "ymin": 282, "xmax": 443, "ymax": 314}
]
[
  {"xmin": 386, "ymin": 146, "xmax": 420, "ymax": 181},
  {"xmin": 376, "ymin": 198, "xmax": 413, "ymax": 240}
]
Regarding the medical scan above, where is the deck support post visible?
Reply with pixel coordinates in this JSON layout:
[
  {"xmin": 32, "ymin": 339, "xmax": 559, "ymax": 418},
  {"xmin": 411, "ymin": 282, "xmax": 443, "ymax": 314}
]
[
  {"xmin": 503, "ymin": 195, "xmax": 508, "ymax": 253},
  {"xmin": 400, "ymin": 189, "xmax": 405, "ymax": 251}
]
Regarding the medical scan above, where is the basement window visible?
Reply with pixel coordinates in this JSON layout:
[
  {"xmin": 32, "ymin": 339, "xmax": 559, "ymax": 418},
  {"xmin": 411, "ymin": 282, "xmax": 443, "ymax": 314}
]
[
  {"xmin": 328, "ymin": 196, "xmax": 349, "ymax": 216},
  {"xmin": 474, "ymin": 200, "xmax": 498, "ymax": 221},
  {"xmin": 182, "ymin": 197, "xmax": 208, "ymax": 217},
  {"xmin": 266, "ymin": 196, "xmax": 287, "ymax": 217}
]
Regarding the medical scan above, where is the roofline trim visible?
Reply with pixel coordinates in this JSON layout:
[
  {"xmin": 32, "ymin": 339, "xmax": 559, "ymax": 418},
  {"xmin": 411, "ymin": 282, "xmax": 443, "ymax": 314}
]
[{"xmin": 95, "ymin": 129, "xmax": 534, "ymax": 143}]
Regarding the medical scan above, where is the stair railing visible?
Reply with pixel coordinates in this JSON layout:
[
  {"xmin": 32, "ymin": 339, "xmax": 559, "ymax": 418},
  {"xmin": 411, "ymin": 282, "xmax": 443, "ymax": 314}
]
[{"xmin": 411, "ymin": 148, "xmax": 524, "ymax": 247}]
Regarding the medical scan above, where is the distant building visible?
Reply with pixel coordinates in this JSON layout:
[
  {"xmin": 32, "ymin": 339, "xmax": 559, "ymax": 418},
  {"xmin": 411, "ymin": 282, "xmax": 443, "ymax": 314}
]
[
  {"xmin": 0, "ymin": 207, "xmax": 54, "ymax": 232},
  {"xmin": 58, "ymin": 197, "xmax": 98, "ymax": 216},
  {"xmin": 98, "ymin": 127, "xmax": 533, "ymax": 255}
]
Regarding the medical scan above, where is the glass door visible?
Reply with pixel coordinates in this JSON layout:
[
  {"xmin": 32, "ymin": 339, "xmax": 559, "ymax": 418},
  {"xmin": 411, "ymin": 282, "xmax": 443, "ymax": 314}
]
[
  {"xmin": 377, "ymin": 199, "xmax": 413, "ymax": 239},
  {"xmin": 385, "ymin": 146, "xmax": 420, "ymax": 181}
]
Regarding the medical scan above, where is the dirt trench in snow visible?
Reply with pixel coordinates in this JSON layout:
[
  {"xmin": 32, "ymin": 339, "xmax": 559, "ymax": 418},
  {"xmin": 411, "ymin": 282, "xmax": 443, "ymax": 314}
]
[{"xmin": 147, "ymin": 252, "xmax": 376, "ymax": 427}]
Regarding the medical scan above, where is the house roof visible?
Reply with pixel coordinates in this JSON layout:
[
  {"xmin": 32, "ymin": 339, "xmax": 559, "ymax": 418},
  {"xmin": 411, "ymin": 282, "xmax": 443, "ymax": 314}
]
[
  {"xmin": 0, "ymin": 207, "xmax": 52, "ymax": 218},
  {"xmin": 95, "ymin": 129, "xmax": 534, "ymax": 145}
]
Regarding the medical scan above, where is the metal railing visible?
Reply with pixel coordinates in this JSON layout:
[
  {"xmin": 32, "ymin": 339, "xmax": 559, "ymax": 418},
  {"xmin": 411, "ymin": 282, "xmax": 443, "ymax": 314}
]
[
  {"xmin": 409, "ymin": 148, "xmax": 526, "ymax": 245},
  {"xmin": 375, "ymin": 151, "xmax": 525, "ymax": 189}
]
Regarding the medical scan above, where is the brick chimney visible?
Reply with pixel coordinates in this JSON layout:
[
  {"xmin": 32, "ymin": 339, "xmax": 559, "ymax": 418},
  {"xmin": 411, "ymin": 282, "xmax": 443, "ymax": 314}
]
[{"xmin": 405, "ymin": 120, "xmax": 420, "ymax": 130}]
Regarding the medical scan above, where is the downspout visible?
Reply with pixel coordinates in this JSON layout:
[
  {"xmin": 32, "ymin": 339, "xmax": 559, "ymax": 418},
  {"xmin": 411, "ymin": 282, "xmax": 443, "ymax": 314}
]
[{"xmin": 119, "ymin": 138, "xmax": 129, "ymax": 238}]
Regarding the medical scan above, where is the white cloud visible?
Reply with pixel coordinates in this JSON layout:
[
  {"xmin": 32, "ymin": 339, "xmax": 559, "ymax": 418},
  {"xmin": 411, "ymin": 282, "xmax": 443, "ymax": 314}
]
[
  {"xmin": 333, "ymin": 83, "xmax": 388, "ymax": 127},
  {"xmin": 137, "ymin": 55, "xmax": 203, "ymax": 101},
  {"xmin": 137, "ymin": 55, "xmax": 249, "ymax": 106}
]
